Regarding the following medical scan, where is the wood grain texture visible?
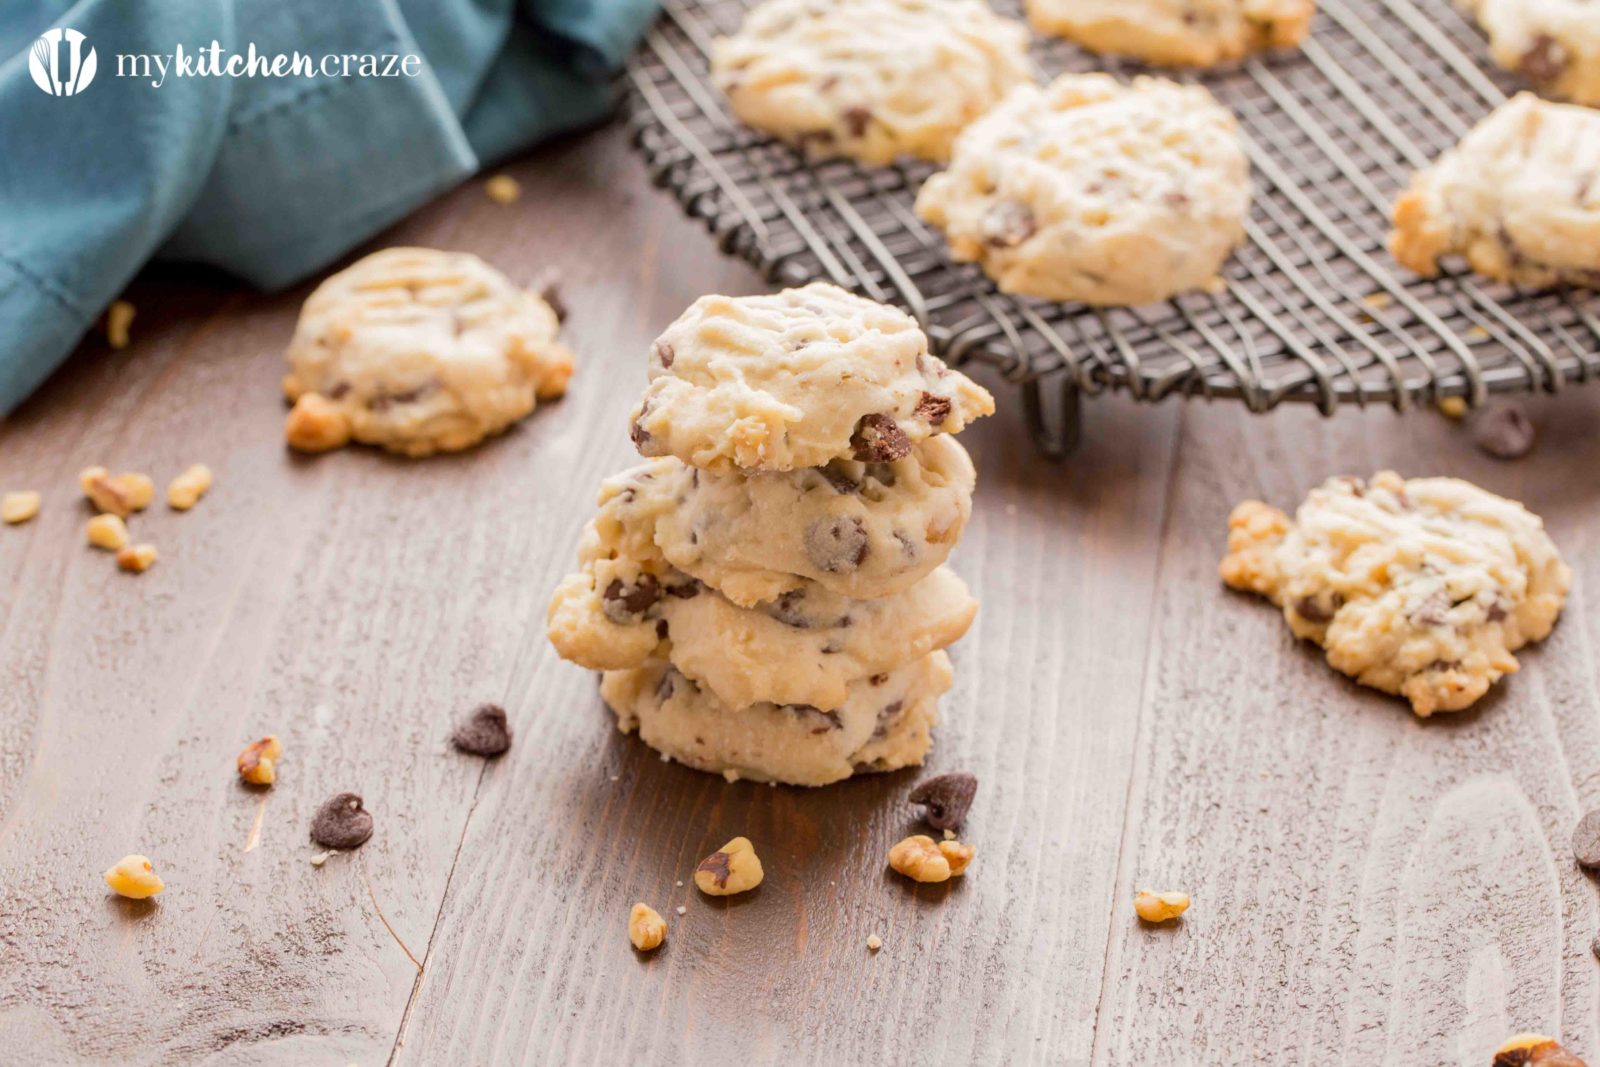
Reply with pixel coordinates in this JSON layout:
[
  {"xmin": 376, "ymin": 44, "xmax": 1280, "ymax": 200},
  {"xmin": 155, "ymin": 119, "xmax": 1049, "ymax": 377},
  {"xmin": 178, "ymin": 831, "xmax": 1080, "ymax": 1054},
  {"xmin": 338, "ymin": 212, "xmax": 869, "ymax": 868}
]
[{"xmin": 0, "ymin": 122, "xmax": 1596, "ymax": 1067}]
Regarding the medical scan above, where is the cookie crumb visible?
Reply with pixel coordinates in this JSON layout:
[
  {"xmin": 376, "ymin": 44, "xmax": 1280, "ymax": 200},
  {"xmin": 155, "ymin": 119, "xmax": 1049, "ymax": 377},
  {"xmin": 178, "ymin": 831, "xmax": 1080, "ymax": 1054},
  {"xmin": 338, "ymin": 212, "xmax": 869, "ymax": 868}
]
[
  {"xmin": 104, "ymin": 854, "xmax": 164, "ymax": 899},
  {"xmin": 237, "ymin": 735, "xmax": 282, "ymax": 786},
  {"xmin": 107, "ymin": 300, "xmax": 136, "ymax": 349},
  {"xmin": 1437, "ymin": 395, "xmax": 1468, "ymax": 420},
  {"xmin": 675, "ymin": 905, "xmax": 686, "ymax": 916},
  {"xmin": 1134, "ymin": 889, "xmax": 1190, "ymax": 923},
  {"xmin": 310, "ymin": 850, "xmax": 337, "ymax": 868},
  {"xmin": 675, "ymin": 880, "xmax": 683, "ymax": 887},
  {"xmin": 167, "ymin": 464, "xmax": 214, "ymax": 510},
  {"xmin": 866, "ymin": 934, "xmax": 883, "ymax": 952},
  {"xmin": 116, "ymin": 543, "xmax": 158, "ymax": 573},
  {"xmin": 485, "ymin": 174, "xmax": 522, "ymax": 204},
  {"xmin": 629, "ymin": 902, "xmax": 667, "ymax": 951},
  {"xmin": 86, "ymin": 514, "xmax": 130, "ymax": 551},
  {"xmin": 2, "ymin": 491, "xmax": 41, "ymax": 525}
]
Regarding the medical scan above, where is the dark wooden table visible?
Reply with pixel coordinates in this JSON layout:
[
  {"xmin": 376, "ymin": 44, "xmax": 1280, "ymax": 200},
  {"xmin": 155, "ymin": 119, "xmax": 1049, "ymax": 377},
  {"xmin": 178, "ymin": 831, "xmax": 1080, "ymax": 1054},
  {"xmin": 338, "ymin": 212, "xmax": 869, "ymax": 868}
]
[{"xmin": 3, "ymin": 122, "xmax": 1598, "ymax": 1067}]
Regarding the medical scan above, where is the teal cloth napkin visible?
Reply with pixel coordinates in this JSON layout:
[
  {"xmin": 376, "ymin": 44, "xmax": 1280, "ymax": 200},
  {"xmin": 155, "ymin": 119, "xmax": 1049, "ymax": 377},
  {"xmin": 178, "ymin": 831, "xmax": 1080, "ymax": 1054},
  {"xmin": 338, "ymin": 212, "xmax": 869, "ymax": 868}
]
[{"xmin": 0, "ymin": 0, "xmax": 658, "ymax": 414}]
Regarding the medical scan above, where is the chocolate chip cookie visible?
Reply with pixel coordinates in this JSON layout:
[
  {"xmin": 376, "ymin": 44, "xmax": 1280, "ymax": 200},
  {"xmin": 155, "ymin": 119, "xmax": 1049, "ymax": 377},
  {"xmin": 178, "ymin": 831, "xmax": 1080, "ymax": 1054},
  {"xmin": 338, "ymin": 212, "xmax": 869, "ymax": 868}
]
[
  {"xmin": 283, "ymin": 248, "xmax": 573, "ymax": 456},
  {"xmin": 1459, "ymin": 0, "xmax": 1600, "ymax": 106},
  {"xmin": 711, "ymin": 0, "xmax": 1035, "ymax": 165},
  {"xmin": 593, "ymin": 435, "xmax": 974, "ymax": 607},
  {"xmin": 1391, "ymin": 94, "xmax": 1600, "ymax": 289},
  {"xmin": 915, "ymin": 74, "xmax": 1252, "ymax": 306},
  {"xmin": 601, "ymin": 651, "xmax": 951, "ymax": 786},
  {"xmin": 1220, "ymin": 471, "xmax": 1570, "ymax": 716},
  {"xmin": 1026, "ymin": 0, "xmax": 1315, "ymax": 67},
  {"xmin": 629, "ymin": 283, "xmax": 993, "ymax": 472}
]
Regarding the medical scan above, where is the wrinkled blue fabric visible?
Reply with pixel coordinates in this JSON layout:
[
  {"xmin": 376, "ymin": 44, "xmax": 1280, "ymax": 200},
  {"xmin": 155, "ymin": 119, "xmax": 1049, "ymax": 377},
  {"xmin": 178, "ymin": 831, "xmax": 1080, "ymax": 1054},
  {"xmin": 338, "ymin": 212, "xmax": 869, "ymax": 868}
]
[{"xmin": 0, "ymin": 0, "xmax": 657, "ymax": 413}]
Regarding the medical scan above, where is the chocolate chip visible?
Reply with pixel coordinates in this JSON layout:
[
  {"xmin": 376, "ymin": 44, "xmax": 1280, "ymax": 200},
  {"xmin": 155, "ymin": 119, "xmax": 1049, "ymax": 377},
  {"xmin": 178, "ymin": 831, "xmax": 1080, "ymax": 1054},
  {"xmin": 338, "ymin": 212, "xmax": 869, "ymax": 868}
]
[
  {"xmin": 980, "ymin": 201, "xmax": 1036, "ymax": 248},
  {"xmin": 914, "ymin": 391, "xmax": 952, "ymax": 426},
  {"xmin": 765, "ymin": 589, "xmax": 812, "ymax": 628},
  {"xmin": 820, "ymin": 464, "xmax": 860, "ymax": 494},
  {"xmin": 1293, "ymin": 595, "xmax": 1336, "ymax": 623},
  {"xmin": 850, "ymin": 413, "xmax": 911, "ymax": 463},
  {"xmin": 843, "ymin": 106, "xmax": 872, "ymax": 139},
  {"xmin": 369, "ymin": 381, "xmax": 434, "ymax": 412},
  {"xmin": 311, "ymin": 792, "xmax": 374, "ymax": 850},
  {"xmin": 652, "ymin": 341, "xmax": 674, "ymax": 369},
  {"xmin": 804, "ymin": 517, "xmax": 869, "ymax": 573},
  {"xmin": 909, "ymin": 771, "xmax": 977, "ymax": 832},
  {"xmin": 603, "ymin": 574, "xmax": 661, "ymax": 623},
  {"xmin": 1574, "ymin": 809, "xmax": 1600, "ymax": 869},
  {"xmin": 1471, "ymin": 401, "xmax": 1536, "ymax": 460},
  {"xmin": 786, "ymin": 704, "xmax": 843, "ymax": 734},
  {"xmin": 1487, "ymin": 602, "xmax": 1508, "ymax": 622},
  {"xmin": 452, "ymin": 703, "xmax": 512, "ymax": 757},
  {"xmin": 1520, "ymin": 34, "xmax": 1568, "ymax": 84}
]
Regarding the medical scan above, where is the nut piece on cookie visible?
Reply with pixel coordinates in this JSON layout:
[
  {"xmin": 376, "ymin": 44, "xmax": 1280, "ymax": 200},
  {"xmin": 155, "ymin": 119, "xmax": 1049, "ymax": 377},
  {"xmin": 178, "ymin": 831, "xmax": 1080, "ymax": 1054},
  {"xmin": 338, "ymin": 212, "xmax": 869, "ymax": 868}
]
[
  {"xmin": 1391, "ymin": 94, "xmax": 1600, "ymax": 290},
  {"xmin": 1220, "ymin": 471, "xmax": 1571, "ymax": 716},
  {"xmin": 1026, "ymin": 0, "xmax": 1313, "ymax": 66},
  {"xmin": 916, "ymin": 74, "xmax": 1252, "ymax": 307},
  {"xmin": 628, "ymin": 903, "xmax": 667, "ymax": 951},
  {"xmin": 711, "ymin": 0, "xmax": 1034, "ymax": 165},
  {"xmin": 628, "ymin": 283, "xmax": 992, "ymax": 472},
  {"xmin": 693, "ymin": 836, "xmax": 764, "ymax": 895},
  {"xmin": 1133, "ymin": 889, "xmax": 1190, "ymax": 923},
  {"xmin": 1493, "ymin": 1034, "xmax": 1587, "ymax": 1067},
  {"xmin": 282, "ymin": 248, "xmax": 574, "ymax": 457}
]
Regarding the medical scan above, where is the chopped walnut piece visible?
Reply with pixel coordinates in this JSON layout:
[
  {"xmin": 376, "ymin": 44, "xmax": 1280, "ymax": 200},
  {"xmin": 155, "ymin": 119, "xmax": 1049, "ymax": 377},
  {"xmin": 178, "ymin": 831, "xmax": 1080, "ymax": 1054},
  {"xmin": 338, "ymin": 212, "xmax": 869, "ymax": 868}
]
[
  {"xmin": 485, "ymin": 174, "xmax": 522, "ymax": 204},
  {"xmin": 2, "ymin": 491, "xmax": 40, "ymax": 525},
  {"xmin": 1134, "ymin": 889, "xmax": 1190, "ymax": 923},
  {"xmin": 939, "ymin": 839, "xmax": 975, "ymax": 876},
  {"xmin": 80, "ymin": 467, "xmax": 154, "ymax": 517},
  {"xmin": 629, "ymin": 903, "xmax": 667, "ymax": 951},
  {"xmin": 104, "ymin": 854, "xmax": 164, "ymax": 899},
  {"xmin": 887, "ymin": 834, "xmax": 952, "ymax": 883},
  {"xmin": 116, "ymin": 543, "xmax": 158, "ymax": 573},
  {"xmin": 167, "ymin": 464, "xmax": 214, "ymax": 510},
  {"xmin": 86, "ymin": 514, "xmax": 130, "ymax": 551},
  {"xmin": 693, "ymin": 836, "xmax": 764, "ymax": 896},
  {"xmin": 1493, "ymin": 1033, "xmax": 1587, "ymax": 1067},
  {"xmin": 106, "ymin": 300, "xmax": 136, "ymax": 349},
  {"xmin": 237, "ymin": 735, "xmax": 282, "ymax": 786}
]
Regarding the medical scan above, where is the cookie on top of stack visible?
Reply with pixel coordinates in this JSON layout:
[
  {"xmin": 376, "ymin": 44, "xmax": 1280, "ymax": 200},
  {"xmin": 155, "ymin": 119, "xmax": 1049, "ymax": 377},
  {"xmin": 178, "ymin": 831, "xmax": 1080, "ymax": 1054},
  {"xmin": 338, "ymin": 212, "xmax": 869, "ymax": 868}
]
[{"xmin": 547, "ymin": 282, "xmax": 994, "ymax": 786}]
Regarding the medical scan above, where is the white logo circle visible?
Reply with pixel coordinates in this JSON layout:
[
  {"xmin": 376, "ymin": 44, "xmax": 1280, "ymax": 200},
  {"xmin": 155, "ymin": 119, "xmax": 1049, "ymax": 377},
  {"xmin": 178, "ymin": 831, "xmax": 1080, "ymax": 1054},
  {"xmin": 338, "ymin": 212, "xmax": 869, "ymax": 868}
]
[{"xmin": 29, "ymin": 28, "xmax": 97, "ymax": 96}]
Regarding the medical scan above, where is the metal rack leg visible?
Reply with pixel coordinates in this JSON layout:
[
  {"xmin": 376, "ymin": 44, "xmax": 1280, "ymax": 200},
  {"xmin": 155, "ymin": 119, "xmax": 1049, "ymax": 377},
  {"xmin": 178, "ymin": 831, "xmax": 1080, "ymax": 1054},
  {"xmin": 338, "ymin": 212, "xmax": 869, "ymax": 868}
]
[{"xmin": 1023, "ymin": 376, "xmax": 1082, "ymax": 459}]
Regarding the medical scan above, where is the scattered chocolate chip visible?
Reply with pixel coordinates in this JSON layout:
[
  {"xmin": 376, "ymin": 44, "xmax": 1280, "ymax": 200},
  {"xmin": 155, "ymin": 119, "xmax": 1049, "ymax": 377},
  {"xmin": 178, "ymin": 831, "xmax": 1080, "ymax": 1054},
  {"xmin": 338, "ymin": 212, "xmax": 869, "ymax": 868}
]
[
  {"xmin": 843, "ymin": 106, "xmax": 872, "ymax": 139},
  {"xmin": 603, "ymin": 574, "xmax": 661, "ymax": 624},
  {"xmin": 980, "ymin": 201, "xmax": 1036, "ymax": 248},
  {"xmin": 1520, "ymin": 34, "xmax": 1568, "ymax": 84},
  {"xmin": 804, "ymin": 517, "xmax": 869, "ymax": 573},
  {"xmin": 652, "ymin": 341, "xmax": 674, "ymax": 369},
  {"xmin": 1574, "ymin": 809, "xmax": 1600, "ymax": 869},
  {"xmin": 1471, "ymin": 401, "xmax": 1536, "ymax": 460},
  {"xmin": 311, "ymin": 792, "xmax": 374, "ymax": 850},
  {"xmin": 850, "ymin": 413, "xmax": 911, "ymax": 463},
  {"xmin": 914, "ymin": 391, "xmax": 952, "ymax": 426},
  {"xmin": 452, "ymin": 703, "xmax": 512, "ymax": 757},
  {"xmin": 909, "ymin": 771, "xmax": 977, "ymax": 832}
]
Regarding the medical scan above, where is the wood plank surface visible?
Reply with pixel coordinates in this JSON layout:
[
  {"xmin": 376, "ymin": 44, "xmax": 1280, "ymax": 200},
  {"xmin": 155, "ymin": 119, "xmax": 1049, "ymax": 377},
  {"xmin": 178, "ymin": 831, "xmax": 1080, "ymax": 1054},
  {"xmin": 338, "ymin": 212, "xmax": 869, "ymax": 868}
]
[{"xmin": 0, "ymin": 122, "xmax": 1596, "ymax": 1067}]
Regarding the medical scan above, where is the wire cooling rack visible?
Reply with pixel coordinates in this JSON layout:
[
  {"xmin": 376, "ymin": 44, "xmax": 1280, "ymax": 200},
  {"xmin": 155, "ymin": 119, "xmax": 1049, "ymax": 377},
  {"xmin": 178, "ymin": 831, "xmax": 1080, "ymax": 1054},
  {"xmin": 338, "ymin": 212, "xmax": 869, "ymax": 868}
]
[{"xmin": 624, "ymin": 0, "xmax": 1600, "ymax": 453}]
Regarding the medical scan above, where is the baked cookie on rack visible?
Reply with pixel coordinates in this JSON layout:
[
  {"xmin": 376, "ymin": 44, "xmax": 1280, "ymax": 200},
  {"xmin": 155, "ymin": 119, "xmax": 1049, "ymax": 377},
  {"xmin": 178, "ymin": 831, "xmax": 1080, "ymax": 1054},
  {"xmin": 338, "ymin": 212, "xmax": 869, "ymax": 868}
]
[
  {"xmin": 629, "ymin": 283, "xmax": 993, "ymax": 472},
  {"xmin": 1457, "ymin": 0, "xmax": 1600, "ymax": 106},
  {"xmin": 1220, "ymin": 471, "xmax": 1570, "ymax": 716},
  {"xmin": 601, "ymin": 651, "xmax": 951, "ymax": 786},
  {"xmin": 710, "ymin": 0, "xmax": 1034, "ymax": 165},
  {"xmin": 591, "ymin": 436, "xmax": 974, "ymax": 607},
  {"xmin": 1391, "ymin": 94, "xmax": 1600, "ymax": 289},
  {"xmin": 282, "ymin": 248, "xmax": 573, "ymax": 457},
  {"xmin": 915, "ymin": 74, "xmax": 1252, "ymax": 306},
  {"xmin": 1025, "ymin": 0, "xmax": 1315, "ymax": 67}
]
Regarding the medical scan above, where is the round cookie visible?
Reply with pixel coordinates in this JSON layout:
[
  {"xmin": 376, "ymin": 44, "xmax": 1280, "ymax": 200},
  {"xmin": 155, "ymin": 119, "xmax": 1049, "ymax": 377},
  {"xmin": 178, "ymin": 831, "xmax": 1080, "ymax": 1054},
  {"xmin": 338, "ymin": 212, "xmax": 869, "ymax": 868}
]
[
  {"xmin": 1025, "ymin": 0, "xmax": 1315, "ymax": 67},
  {"xmin": 1220, "ymin": 471, "xmax": 1571, "ymax": 716},
  {"xmin": 1391, "ymin": 94, "xmax": 1600, "ymax": 289},
  {"xmin": 601, "ymin": 651, "xmax": 951, "ymax": 786},
  {"xmin": 282, "ymin": 248, "xmax": 573, "ymax": 457},
  {"xmin": 914, "ymin": 74, "xmax": 1253, "ymax": 307},
  {"xmin": 711, "ymin": 0, "xmax": 1035, "ymax": 165},
  {"xmin": 1458, "ymin": 0, "xmax": 1600, "ymax": 106},
  {"xmin": 593, "ymin": 436, "xmax": 975, "ymax": 607},
  {"xmin": 548, "ymin": 545, "xmax": 977, "ymax": 711},
  {"xmin": 629, "ymin": 283, "xmax": 994, "ymax": 472}
]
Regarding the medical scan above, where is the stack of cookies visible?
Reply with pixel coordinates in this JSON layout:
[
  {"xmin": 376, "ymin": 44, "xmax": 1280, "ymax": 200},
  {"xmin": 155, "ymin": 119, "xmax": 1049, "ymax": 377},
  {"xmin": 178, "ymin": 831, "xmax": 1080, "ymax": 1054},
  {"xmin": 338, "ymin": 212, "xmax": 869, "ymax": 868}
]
[{"xmin": 547, "ymin": 283, "xmax": 994, "ymax": 786}]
